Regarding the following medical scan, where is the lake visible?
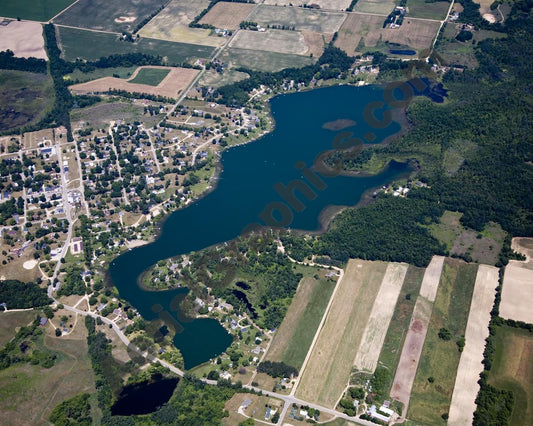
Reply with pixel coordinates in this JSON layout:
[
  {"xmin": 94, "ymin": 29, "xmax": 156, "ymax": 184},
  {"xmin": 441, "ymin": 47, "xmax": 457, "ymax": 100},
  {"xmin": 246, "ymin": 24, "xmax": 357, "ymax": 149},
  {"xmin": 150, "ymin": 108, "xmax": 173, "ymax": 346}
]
[{"xmin": 109, "ymin": 84, "xmax": 409, "ymax": 369}]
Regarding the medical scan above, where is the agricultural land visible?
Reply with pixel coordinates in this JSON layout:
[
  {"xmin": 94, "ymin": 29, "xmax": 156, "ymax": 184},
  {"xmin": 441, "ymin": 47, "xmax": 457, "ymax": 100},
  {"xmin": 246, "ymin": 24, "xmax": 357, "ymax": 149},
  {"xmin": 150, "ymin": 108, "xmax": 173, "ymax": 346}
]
[
  {"xmin": 295, "ymin": 259, "xmax": 388, "ymax": 408},
  {"xmin": 53, "ymin": 0, "xmax": 168, "ymax": 33},
  {"xmin": 199, "ymin": 2, "xmax": 256, "ymax": 30},
  {"xmin": 0, "ymin": 0, "xmax": 75, "ymax": 22},
  {"xmin": 486, "ymin": 325, "xmax": 533, "ymax": 425},
  {"xmin": 264, "ymin": 272, "xmax": 337, "ymax": 370},
  {"xmin": 500, "ymin": 238, "xmax": 533, "ymax": 324},
  {"xmin": 139, "ymin": 0, "xmax": 225, "ymax": 47},
  {"xmin": 448, "ymin": 264, "xmax": 499, "ymax": 425},
  {"xmin": 0, "ymin": 20, "xmax": 47, "ymax": 60},
  {"xmin": 408, "ymin": 259, "xmax": 478, "ymax": 424},
  {"xmin": 70, "ymin": 66, "xmax": 199, "ymax": 99}
]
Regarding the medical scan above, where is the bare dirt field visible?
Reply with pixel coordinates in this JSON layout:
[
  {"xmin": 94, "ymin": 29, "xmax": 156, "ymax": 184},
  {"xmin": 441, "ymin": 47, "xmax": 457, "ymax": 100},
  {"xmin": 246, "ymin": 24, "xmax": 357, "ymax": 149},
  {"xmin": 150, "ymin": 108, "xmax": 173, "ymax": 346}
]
[
  {"xmin": 500, "ymin": 238, "xmax": 533, "ymax": 323},
  {"xmin": 295, "ymin": 259, "xmax": 387, "ymax": 408},
  {"xmin": 139, "ymin": 0, "xmax": 226, "ymax": 47},
  {"xmin": 199, "ymin": 2, "xmax": 256, "ymax": 30},
  {"xmin": 353, "ymin": 262, "xmax": 408, "ymax": 373},
  {"xmin": 230, "ymin": 29, "xmax": 309, "ymax": 55},
  {"xmin": 248, "ymin": 5, "xmax": 347, "ymax": 33},
  {"xmin": 335, "ymin": 13, "xmax": 440, "ymax": 55},
  {"xmin": 303, "ymin": 31, "xmax": 331, "ymax": 57},
  {"xmin": 390, "ymin": 296, "xmax": 433, "ymax": 409},
  {"xmin": 263, "ymin": 0, "xmax": 353, "ymax": 10},
  {"xmin": 448, "ymin": 264, "xmax": 498, "ymax": 426},
  {"xmin": 70, "ymin": 66, "xmax": 199, "ymax": 99},
  {"xmin": 389, "ymin": 255, "xmax": 444, "ymax": 409},
  {"xmin": 0, "ymin": 20, "xmax": 47, "ymax": 60}
]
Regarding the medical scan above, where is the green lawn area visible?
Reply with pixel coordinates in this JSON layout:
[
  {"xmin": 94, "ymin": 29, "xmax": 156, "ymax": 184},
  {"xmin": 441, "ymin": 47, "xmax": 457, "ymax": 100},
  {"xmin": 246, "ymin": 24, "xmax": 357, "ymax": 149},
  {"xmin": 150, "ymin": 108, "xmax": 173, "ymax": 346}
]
[
  {"xmin": 407, "ymin": 259, "xmax": 478, "ymax": 425},
  {"xmin": 376, "ymin": 265, "xmax": 425, "ymax": 394},
  {"xmin": 488, "ymin": 325, "xmax": 533, "ymax": 426},
  {"xmin": 129, "ymin": 68, "xmax": 171, "ymax": 86},
  {"xmin": 58, "ymin": 27, "xmax": 215, "ymax": 63},
  {"xmin": 281, "ymin": 277, "xmax": 336, "ymax": 369},
  {"xmin": 0, "ymin": 0, "xmax": 75, "ymax": 21}
]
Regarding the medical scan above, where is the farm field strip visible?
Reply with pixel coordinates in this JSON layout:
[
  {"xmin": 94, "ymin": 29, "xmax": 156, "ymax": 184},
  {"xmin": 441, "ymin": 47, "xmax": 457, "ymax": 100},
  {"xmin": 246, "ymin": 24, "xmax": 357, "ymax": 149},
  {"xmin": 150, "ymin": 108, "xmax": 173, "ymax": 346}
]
[
  {"xmin": 448, "ymin": 264, "xmax": 498, "ymax": 426},
  {"xmin": 487, "ymin": 325, "xmax": 533, "ymax": 424},
  {"xmin": 353, "ymin": 262, "xmax": 408, "ymax": 373},
  {"xmin": 500, "ymin": 237, "xmax": 533, "ymax": 324},
  {"xmin": 407, "ymin": 260, "xmax": 479, "ymax": 424},
  {"xmin": 418, "ymin": 255, "xmax": 444, "ymax": 302},
  {"xmin": 265, "ymin": 277, "xmax": 320, "ymax": 363},
  {"xmin": 0, "ymin": 21, "xmax": 47, "ymax": 60},
  {"xmin": 295, "ymin": 259, "xmax": 387, "ymax": 408},
  {"xmin": 389, "ymin": 255, "xmax": 444, "ymax": 409},
  {"xmin": 262, "ymin": 0, "xmax": 353, "ymax": 10}
]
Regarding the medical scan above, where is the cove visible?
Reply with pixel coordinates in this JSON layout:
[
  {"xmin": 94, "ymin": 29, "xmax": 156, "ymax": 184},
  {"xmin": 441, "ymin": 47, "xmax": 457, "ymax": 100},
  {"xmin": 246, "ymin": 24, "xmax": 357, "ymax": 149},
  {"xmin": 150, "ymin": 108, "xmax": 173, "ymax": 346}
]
[{"xmin": 109, "ymin": 84, "xmax": 409, "ymax": 369}]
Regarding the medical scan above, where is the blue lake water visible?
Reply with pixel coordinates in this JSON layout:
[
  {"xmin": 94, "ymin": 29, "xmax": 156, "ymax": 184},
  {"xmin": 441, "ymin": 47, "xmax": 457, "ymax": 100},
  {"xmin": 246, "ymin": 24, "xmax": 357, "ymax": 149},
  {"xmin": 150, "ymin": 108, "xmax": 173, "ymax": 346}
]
[{"xmin": 109, "ymin": 84, "xmax": 410, "ymax": 369}]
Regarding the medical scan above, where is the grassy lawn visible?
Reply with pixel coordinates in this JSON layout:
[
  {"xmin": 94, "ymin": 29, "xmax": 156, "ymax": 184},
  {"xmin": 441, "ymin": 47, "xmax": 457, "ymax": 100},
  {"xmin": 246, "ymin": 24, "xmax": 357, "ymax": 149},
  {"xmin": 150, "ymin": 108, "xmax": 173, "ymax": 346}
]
[
  {"xmin": 407, "ymin": 259, "xmax": 478, "ymax": 424},
  {"xmin": 488, "ymin": 325, "xmax": 533, "ymax": 426},
  {"xmin": 58, "ymin": 27, "xmax": 215, "ymax": 63},
  {"xmin": 0, "ymin": 70, "xmax": 55, "ymax": 132},
  {"xmin": 0, "ymin": 0, "xmax": 75, "ymax": 21},
  {"xmin": 0, "ymin": 310, "xmax": 36, "ymax": 348},
  {"xmin": 376, "ymin": 265, "xmax": 425, "ymax": 394},
  {"xmin": 129, "ymin": 67, "xmax": 170, "ymax": 86}
]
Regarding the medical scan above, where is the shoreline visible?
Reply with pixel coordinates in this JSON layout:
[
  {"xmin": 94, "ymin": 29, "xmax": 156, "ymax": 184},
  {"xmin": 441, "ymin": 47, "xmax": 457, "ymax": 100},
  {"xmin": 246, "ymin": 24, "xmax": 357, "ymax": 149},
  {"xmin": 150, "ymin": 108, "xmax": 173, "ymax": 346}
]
[{"xmin": 120, "ymin": 82, "xmax": 419, "ymax": 296}]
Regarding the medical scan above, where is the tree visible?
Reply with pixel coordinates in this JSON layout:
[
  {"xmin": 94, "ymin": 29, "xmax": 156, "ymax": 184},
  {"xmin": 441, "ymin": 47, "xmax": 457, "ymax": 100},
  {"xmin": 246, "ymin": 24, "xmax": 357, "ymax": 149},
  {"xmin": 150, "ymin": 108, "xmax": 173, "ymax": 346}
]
[
  {"xmin": 55, "ymin": 328, "xmax": 62, "ymax": 337},
  {"xmin": 438, "ymin": 327, "xmax": 452, "ymax": 341}
]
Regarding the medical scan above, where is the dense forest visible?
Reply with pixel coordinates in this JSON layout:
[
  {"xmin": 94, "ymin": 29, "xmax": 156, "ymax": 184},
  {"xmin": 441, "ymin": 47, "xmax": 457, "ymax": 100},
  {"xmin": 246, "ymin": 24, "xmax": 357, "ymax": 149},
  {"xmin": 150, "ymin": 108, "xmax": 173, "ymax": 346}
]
[{"xmin": 0, "ymin": 279, "xmax": 51, "ymax": 309}]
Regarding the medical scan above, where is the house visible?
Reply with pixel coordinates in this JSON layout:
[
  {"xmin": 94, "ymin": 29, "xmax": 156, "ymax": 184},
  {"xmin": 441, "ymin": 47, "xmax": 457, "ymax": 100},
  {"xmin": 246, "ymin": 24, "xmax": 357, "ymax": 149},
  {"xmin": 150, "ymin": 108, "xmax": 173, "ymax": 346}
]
[{"xmin": 241, "ymin": 398, "xmax": 252, "ymax": 410}]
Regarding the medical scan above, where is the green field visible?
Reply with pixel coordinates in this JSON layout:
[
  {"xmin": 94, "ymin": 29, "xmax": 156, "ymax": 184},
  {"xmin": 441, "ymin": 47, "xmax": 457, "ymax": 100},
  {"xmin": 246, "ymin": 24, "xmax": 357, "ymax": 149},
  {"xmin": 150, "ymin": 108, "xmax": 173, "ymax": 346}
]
[
  {"xmin": 376, "ymin": 265, "xmax": 425, "ymax": 392},
  {"xmin": 130, "ymin": 67, "xmax": 170, "ymax": 86},
  {"xmin": 220, "ymin": 47, "xmax": 316, "ymax": 72},
  {"xmin": 406, "ymin": 0, "xmax": 451, "ymax": 20},
  {"xmin": 66, "ymin": 66, "xmax": 138, "ymax": 84},
  {"xmin": 0, "ymin": 70, "xmax": 55, "ymax": 132},
  {"xmin": 279, "ymin": 276, "xmax": 336, "ymax": 369},
  {"xmin": 408, "ymin": 259, "xmax": 478, "ymax": 424},
  {"xmin": 53, "ymin": 0, "xmax": 166, "ymax": 33},
  {"xmin": 488, "ymin": 325, "xmax": 533, "ymax": 425},
  {"xmin": 58, "ymin": 27, "xmax": 214, "ymax": 63},
  {"xmin": 0, "ymin": 0, "xmax": 75, "ymax": 21}
]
